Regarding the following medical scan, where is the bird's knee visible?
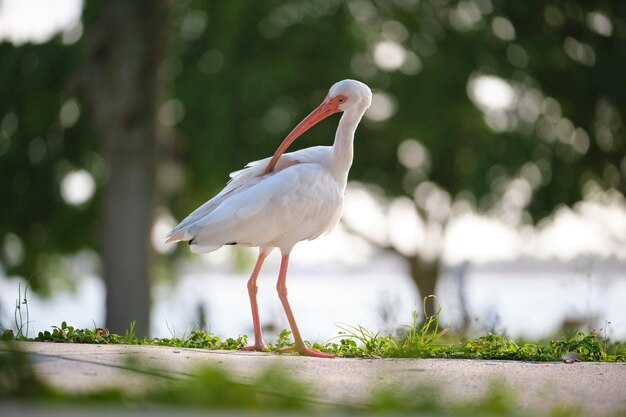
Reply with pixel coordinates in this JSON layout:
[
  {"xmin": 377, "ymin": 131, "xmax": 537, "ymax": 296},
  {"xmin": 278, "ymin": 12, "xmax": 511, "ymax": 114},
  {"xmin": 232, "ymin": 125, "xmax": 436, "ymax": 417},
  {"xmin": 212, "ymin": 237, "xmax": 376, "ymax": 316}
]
[
  {"xmin": 247, "ymin": 280, "xmax": 258, "ymax": 296},
  {"xmin": 276, "ymin": 283, "xmax": 288, "ymax": 299}
]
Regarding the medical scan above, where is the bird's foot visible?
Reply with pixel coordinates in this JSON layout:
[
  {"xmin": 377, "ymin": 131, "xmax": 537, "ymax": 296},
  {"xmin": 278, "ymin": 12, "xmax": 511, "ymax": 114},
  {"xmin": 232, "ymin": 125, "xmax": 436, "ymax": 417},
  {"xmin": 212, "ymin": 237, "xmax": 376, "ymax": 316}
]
[
  {"xmin": 240, "ymin": 343, "xmax": 268, "ymax": 352},
  {"xmin": 279, "ymin": 345, "xmax": 337, "ymax": 358}
]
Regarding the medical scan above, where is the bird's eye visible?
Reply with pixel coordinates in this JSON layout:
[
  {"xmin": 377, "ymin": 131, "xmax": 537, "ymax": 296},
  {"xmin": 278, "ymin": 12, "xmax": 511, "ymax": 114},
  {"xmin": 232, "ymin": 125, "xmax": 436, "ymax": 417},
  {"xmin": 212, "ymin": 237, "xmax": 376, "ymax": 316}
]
[{"xmin": 338, "ymin": 98, "xmax": 344, "ymax": 103}]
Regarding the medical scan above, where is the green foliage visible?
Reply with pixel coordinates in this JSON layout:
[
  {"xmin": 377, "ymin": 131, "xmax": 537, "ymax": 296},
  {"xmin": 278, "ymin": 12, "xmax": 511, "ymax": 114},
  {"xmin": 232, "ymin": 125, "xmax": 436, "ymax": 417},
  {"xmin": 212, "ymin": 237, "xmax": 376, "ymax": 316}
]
[
  {"xmin": 316, "ymin": 297, "xmax": 449, "ymax": 358},
  {"xmin": 368, "ymin": 381, "xmax": 521, "ymax": 416},
  {"xmin": 149, "ymin": 330, "xmax": 248, "ymax": 350},
  {"xmin": 550, "ymin": 332, "xmax": 619, "ymax": 362},
  {"xmin": 9, "ymin": 278, "xmax": 625, "ymax": 363},
  {"xmin": 472, "ymin": 381, "xmax": 518, "ymax": 415},
  {"xmin": 35, "ymin": 321, "xmax": 135, "ymax": 344},
  {"xmin": 463, "ymin": 334, "xmax": 527, "ymax": 359},
  {"xmin": 368, "ymin": 384, "xmax": 445, "ymax": 413},
  {"xmin": 318, "ymin": 323, "xmax": 398, "ymax": 357},
  {"xmin": 25, "ymin": 312, "xmax": 625, "ymax": 362},
  {"xmin": 3, "ymin": 0, "xmax": 626, "ymax": 293},
  {"xmin": 33, "ymin": 320, "xmax": 248, "ymax": 350},
  {"xmin": 141, "ymin": 365, "xmax": 310, "ymax": 410},
  {"xmin": 1, "ymin": 329, "xmax": 15, "ymax": 341},
  {"xmin": 268, "ymin": 329, "xmax": 295, "ymax": 351},
  {"xmin": 0, "ymin": 36, "xmax": 98, "ymax": 292}
]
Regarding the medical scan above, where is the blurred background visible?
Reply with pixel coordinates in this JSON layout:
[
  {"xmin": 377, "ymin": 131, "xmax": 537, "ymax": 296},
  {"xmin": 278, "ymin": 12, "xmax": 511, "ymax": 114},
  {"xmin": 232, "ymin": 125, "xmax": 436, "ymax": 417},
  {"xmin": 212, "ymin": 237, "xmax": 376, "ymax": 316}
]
[{"xmin": 0, "ymin": 0, "xmax": 625, "ymax": 342}]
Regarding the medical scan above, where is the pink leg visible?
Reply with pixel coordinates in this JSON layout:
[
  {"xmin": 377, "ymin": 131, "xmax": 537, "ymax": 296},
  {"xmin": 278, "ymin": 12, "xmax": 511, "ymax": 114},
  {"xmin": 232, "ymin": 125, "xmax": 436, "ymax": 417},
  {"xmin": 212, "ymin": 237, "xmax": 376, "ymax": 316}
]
[
  {"xmin": 276, "ymin": 253, "xmax": 336, "ymax": 358},
  {"xmin": 240, "ymin": 248, "xmax": 270, "ymax": 352}
]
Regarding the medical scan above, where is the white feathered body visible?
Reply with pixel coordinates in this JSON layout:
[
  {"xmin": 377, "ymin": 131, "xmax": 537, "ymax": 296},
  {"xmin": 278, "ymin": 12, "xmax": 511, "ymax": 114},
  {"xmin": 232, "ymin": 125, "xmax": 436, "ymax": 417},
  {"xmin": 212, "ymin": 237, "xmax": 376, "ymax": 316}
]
[
  {"xmin": 166, "ymin": 146, "xmax": 346, "ymax": 253},
  {"xmin": 167, "ymin": 80, "xmax": 372, "ymax": 255}
]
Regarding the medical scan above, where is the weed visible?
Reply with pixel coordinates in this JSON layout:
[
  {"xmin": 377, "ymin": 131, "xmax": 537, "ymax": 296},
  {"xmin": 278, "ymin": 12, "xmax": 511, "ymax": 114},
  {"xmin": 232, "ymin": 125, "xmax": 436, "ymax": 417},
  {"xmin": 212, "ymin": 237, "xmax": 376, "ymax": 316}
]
[
  {"xmin": 13, "ymin": 282, "xmax": 30, "ymax": 339},
  {"xmin": 268, "ymin": 329, "xmax": 294, "ymax": 351},
  {"xmin": 463, "ymin": 333, "xmax": 521, "ymax": 359},
  {"xmin": 323, "ymin": 323, "xmax": 397, "ymax": 357},
  {"xmin": 36, "ymin": 321, "xmax": 127, "ymax": 344},
  {"xmin": 1, "ymin": 329, "xmax": 14, "ymax": 340},
  {"xmin": 16, "ymin": 297, "xmax": 626, "ymax": 362},
  {"xmin": 315, "ymin": 296, "xmax": 450, "ymax": 358},
  {"xmin": 403, "ymin": 296, "xmax": 448, "ymax": 348},
  {"xmin": 149, "ymin": 330, "xmax": 247, "ymax": 350},
  {"xmin": 33, "ymin": 321, "xmax": 249, "ymax": 350},
  {"xmin": 550, "ymin": 332, "xmax": 612, "ymax": 362},
  {"xmin": 122, "ymin": 320, "xmax": 138, "ymax": 344}
]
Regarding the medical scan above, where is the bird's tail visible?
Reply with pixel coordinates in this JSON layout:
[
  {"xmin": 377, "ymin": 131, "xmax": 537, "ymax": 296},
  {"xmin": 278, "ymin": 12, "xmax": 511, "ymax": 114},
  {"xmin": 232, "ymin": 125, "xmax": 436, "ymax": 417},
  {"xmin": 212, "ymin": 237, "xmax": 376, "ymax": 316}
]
[
  {"xmin": 189, "ymin": 241, "xmax": 222, "ymax": 253},
  {"xmin": 164, "ymin": 231, "xmax": 185, "ymax": 243},
  {"xmin": 166, "ymin": 228, "xmax": 223, "ymax": 254}
]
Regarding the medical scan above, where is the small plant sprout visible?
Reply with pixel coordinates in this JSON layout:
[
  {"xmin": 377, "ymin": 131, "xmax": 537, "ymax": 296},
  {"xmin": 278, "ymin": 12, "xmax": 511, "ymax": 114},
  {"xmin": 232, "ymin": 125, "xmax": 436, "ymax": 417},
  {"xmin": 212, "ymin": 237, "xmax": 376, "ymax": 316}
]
[
  {"xmin": 123, "ymin": 321, "xmax": 138, "ymax": 344},
  {"xmin": 402, "ymin": 295, "xmax": 450, "ymax": 349},
  {"xmin": 13, "ymin": 282, "xmax": 30, "ymax": 339}
]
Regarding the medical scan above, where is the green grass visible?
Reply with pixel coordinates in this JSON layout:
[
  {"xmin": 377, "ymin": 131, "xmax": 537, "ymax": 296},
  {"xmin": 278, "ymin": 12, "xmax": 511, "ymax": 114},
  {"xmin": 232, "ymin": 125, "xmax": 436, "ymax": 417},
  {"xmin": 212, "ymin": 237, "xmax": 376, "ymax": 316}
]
[
  {"xmin": 12, "ymin": 307, "xmax": 625, "ymax": 362},
  {"xmin": 3, "ymin": 295, "xmax": 624, "ymax": 416},
  {"xmin": 5, "ymin": 283, "xmax": 623, "ymax": 362}
]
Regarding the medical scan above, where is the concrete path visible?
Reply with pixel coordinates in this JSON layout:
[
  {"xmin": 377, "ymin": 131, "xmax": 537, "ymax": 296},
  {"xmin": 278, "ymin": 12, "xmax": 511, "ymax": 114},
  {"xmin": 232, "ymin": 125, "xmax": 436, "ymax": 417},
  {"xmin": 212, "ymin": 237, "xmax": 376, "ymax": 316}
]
[{"xmin": 3, "ymin": 342, "xmax": 626, "ymax": 416}]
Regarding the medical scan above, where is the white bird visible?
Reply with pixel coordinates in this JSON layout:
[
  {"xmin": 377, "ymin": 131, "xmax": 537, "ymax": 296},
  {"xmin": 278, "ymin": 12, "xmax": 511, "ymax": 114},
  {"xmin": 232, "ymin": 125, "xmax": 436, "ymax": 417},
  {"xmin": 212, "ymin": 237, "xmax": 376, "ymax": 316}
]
[{"xmin": 166, "ymin": 79, "xmax": 372, "ymax": 358}]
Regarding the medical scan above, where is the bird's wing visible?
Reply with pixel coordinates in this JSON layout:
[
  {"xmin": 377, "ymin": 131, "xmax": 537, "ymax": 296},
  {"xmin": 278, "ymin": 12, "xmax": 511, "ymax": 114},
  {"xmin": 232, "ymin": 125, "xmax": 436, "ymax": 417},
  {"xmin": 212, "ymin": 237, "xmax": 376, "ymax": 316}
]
[
  {"xmin": 225, "ymin": 145, "xmax": 330, "ymax": 194},
  {"xmin": 165, "ymin": 146, "xmax": 331, "ymax": 242},
  {"xmin": 186, "ymin": 161, "xmax": 341, "ymax": 251},
  {"xmin": 187, "ymin": 165, "xmax": 301, "ymax": 233}
]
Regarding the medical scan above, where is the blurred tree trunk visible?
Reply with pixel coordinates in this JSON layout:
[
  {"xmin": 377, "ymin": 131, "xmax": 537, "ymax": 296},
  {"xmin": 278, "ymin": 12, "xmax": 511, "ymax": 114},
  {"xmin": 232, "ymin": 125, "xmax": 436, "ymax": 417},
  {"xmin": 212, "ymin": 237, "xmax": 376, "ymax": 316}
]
[
  {"xmin": 407, "ymin": 256, "xmax": 439, "ymax": 319},
  {"xmin": 342, "ymin": 221, "xmax": 441, "ymax": 320},
  {"xmin": 85, "ymin": 1, "xmax": 164, "ymax": 336}
]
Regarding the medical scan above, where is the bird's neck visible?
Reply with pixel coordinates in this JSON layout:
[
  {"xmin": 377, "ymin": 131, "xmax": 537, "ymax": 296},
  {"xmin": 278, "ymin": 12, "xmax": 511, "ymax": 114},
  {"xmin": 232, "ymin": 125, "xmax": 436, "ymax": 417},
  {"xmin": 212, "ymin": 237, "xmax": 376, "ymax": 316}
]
[{"xmin": 330, "ymin": 108, "xmax": 366, "ymax": 183}]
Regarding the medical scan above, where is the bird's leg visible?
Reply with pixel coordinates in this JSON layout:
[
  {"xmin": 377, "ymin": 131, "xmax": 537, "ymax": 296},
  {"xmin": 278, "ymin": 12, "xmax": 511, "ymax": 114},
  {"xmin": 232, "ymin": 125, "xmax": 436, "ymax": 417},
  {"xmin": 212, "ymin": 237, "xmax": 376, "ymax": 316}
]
[
  {"xmin": 276, "ymin": 254, "xmax": 336, "ymax": 358},
  {"xmin": 240, "ymin": 248, "xmax": 270, "ymax": 352}
]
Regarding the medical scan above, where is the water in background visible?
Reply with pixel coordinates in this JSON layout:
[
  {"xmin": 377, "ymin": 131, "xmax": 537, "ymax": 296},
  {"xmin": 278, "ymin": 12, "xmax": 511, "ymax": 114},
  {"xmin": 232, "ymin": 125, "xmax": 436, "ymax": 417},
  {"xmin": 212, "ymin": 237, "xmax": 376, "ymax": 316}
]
[{"xmin": 1, "ymin": 254, "xmax": 624, "ymax": 341}]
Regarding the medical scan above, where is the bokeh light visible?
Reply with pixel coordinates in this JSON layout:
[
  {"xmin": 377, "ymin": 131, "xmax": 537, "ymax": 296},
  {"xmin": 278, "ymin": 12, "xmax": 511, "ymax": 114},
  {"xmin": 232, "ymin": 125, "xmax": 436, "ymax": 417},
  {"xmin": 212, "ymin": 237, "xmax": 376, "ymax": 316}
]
[
  {"xmin": 60, "ymin": 169, "xmax": 96, "ymax": 206},
  {"xmin": 365, "ymin": 91, "xmax": 397, "ymax": 122}
]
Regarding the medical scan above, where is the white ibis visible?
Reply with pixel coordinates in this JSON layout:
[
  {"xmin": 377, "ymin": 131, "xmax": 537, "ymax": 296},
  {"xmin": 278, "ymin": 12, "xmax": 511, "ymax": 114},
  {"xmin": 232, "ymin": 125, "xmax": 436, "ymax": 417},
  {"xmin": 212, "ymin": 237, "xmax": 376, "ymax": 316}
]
[{"xmin": 166, "ymin": 80, "xmax": 372, "ymax": 358}]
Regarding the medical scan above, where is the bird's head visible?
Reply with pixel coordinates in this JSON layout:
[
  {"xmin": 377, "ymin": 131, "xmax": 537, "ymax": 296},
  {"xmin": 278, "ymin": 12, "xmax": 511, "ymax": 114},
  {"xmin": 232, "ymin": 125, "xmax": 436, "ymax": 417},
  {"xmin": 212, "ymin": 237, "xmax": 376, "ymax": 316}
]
[
  {"xmin": 265, "ymin": 79, "xmax": 372, "ymax": 174},
  {"xmin": 327, "ymin": 79, "xmax": 373, "ymax": 113}
]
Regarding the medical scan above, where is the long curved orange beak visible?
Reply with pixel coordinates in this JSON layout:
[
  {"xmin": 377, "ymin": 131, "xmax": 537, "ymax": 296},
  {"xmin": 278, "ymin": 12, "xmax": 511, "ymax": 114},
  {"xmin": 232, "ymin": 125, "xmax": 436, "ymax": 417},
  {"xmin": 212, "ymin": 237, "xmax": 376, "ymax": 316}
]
[{"xmin": 264, "ymin": 97, "xmax": 340, "ymax": 174}]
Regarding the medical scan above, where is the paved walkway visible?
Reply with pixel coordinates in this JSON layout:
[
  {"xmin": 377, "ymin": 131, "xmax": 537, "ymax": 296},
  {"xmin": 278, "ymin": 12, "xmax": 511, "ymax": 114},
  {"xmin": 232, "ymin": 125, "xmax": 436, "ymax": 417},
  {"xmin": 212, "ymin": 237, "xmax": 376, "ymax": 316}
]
[{"xmin": 3, "ymin": 342, "xmax": 626, "ymax": 416}]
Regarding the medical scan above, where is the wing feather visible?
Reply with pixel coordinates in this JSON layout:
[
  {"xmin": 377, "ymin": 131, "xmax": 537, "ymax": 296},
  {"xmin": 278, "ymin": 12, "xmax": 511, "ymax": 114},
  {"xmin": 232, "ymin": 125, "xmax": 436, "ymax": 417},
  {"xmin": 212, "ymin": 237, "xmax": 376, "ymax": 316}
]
[
  {"xmin": 166, "ymin": 146, "xmax": 331, "ymax": 244},
  {"xmin": 187, "ymin": 163, "xmax": 339, "ymax": 249}
]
